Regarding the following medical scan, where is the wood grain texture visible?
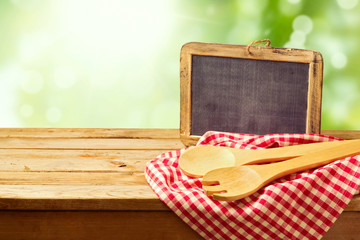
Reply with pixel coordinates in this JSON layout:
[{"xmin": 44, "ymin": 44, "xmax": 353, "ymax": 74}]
[
  {"xmin": 0, "ymin": 138, "xmax": 185, "ymax": 150},
  {"xmin": 0, "ymin": 149, "xmax": 165, "ymax": 160},
  {"xmin": 321, "ymin": 130, "xmax": 360, "ymax": 140},
  {"xmin": 180, "ymin": 44, "xmax": 192, "ymax": 140},
  {"xmin": 181, "ymin": 42, "xmax": 322, "ymax": 63},
  {"xmin": 344, "ymin": 195, "xmax": 360, "ymax": 211},
  {"xmin": 0, "ymin": 196, "xmax": 167, "ymax": 211},
  {"xmin": 0, "ymin": 172, "xmax": 148, "ymax": 185},
  {"xmin": 0, "ymin": 128, "xmax": 180, "ymax": 138},
  {"xmin": 0, "ymin": 129, "xmax": 184, "ymax": 211},
  {"xmin": 180, "ymin": 135, "xmax": 199, "ymax": 146},
  {"xmin": 0, "ymin": 211, "xmax": 358, "ymax": 240},
  {"xmin": 322, "ymin": 212, "xmax": 360, "ymax": 240},
  {"xmin": 0, "ymin": 185, "xmax": 167, "ymax": 211},
  {"xmin": 0, "ymin": 186, "xmax": 358, "ymax": 211},
  {"xmin": 0, "ymin": 149, "xmax": 163, "ymax": 172},
  {"xmin": 0, "ymin": 211, "xmax": 202, "ymax": 240},
  {"xmin": 307, "ymin": 59, "xmax": 323, "ymax": 134}
]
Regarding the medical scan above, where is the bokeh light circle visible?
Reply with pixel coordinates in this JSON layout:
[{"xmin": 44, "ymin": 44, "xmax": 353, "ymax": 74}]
[
  {"xmin": 292, "ymin": 15, "xmax": 313, "ymax": 34},
  {"xmin": 337, "ymin": 0, "xmax": 359, "ymax": 9}
]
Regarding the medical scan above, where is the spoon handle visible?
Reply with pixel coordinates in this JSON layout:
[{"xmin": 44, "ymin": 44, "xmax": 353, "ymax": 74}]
[
  {"xmin": 230, "ymin": 140, "xmax": 350, "ymax": 165},
  {"xmin": 266, "ymin": 139, "xmax": 360, "ymax": 180}
]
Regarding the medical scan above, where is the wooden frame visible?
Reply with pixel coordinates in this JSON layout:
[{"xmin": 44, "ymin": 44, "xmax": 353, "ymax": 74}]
[{"xmin": 180, "ymin": 42, "xmax": 323, "ymax": 146}]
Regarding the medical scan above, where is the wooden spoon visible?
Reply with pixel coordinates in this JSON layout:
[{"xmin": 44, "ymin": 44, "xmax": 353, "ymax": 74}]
[
  {"xmin": 202, "ymin": 139, "xmax": 360, "ymax": 201},
  {"xmin": 179, "ymin": 140, "xmax": 348, "ymax": 178}
]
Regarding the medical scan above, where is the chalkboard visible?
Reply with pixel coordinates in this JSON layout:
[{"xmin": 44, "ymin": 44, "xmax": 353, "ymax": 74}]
[{"xmin": 180, "ymin": 42, "xmax": 323, "ymax": 146}]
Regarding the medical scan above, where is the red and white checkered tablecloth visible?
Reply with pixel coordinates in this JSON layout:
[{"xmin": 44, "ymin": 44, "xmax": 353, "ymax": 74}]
[{"xmin": 145, "ymin": 132, "xmax": 360, "ymax": 240}]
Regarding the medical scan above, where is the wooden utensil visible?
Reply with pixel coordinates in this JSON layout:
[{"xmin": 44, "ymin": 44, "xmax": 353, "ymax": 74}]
[
  {"xmin": 179, "ymin": 140, "xmax": 349, "ymax": 178},
  {"xmin": 202, "ymin": 139, "xmax": 360, "ymax": 201}
]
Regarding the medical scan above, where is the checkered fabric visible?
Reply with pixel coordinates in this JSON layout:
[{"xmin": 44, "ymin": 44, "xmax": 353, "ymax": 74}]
[{"xmin": 145, "ymin": 132, "xmax": 360, "ymax": 240}]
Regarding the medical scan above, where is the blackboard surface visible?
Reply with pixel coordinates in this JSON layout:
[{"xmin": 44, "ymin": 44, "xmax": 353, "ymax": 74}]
[{"xmin": 190, "ymin": 55, "xmax": 309, "ymax": 136}]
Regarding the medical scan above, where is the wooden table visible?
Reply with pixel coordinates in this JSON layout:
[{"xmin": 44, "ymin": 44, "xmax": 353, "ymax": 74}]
[{"xmin": 0, "ymin": 128, "xmax": 358, "ymax": 239}]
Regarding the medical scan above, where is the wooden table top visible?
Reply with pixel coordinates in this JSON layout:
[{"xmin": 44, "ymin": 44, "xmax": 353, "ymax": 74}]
[{"xmin": 0, "ymin": 128, "xmax": 359, "ymax": 212}]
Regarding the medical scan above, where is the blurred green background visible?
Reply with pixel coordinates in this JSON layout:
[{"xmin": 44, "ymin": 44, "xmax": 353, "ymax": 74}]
[{"xmin": 0, "ymin": 0, "xmax": 359, "ymax": 130}]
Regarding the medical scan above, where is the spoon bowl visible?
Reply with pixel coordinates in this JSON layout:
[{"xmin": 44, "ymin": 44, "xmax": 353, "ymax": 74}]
[
  {"xmin": 202, "ymin": 165, "xmax": 263, "ymax": 201},
  {"xmin": 179, "ymin": 146, "xmax": 236, "ymax": 178}
]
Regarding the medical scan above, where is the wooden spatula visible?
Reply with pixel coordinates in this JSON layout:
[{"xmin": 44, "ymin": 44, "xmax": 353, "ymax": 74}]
[
  {"xmin": 202, "ymin": 139, "xmax": 360, "ymax": 201},
  {"xmin": 180, "ymin": 140, "xmax": 349, "ymax": 178}
]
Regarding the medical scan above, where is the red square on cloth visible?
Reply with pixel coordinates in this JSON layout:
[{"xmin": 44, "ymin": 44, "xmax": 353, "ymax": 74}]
[{"xmin": 145, "ymin": 132, "xmax": 360, "ymax": 240}]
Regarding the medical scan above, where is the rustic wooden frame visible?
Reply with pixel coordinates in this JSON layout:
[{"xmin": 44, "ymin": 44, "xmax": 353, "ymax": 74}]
[{"xmin": 180, "ymin": 42, "xmax": 323, "ymax": 146}]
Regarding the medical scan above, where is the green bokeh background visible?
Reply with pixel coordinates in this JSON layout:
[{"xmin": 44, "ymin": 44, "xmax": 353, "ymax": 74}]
[{"xmin": 0, "ymin": 0, "xmax": 359, "ymax": 130}]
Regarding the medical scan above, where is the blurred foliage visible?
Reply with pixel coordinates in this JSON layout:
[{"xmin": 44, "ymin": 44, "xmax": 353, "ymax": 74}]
[{"xmin": 0, "ymin": 0, "xmax": 359, "ymax": 130}]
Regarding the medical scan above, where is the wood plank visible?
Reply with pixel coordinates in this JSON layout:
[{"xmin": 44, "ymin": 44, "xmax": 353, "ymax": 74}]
[
  {"xmin": 0, "ymin": 138, "xmax": 185, "ymax": 150},
  {"xmin": 0, "ymin": 128, "xmax": 180, "ymax": 138},
  {"xmin": 344, "ymin": 195, "xmax": 360, "ymax": 211},
  {"xmin": 0, "ymin": 185, "xmax": 167, "ymax": 211},
  {"xmin": 1, "ymin": 128, "xmax": 358, "ymax": 140},
  {"xmin": 321, "ymin": 130, "xmax": 360, "ymax": 140},
  {"xmin": 0, "ymin": 149, "xmax": 165, "ymax": 161},
  {"xmin": 0, "ymin": 210, "xmax": 357, "ymax": 240},
  {"xmin": 0, "ymin": 158, "xmax": 142, "ymax": 172},
  {"xmin": 0, "ymin": 197, "xmax": 167, "ymax": 211},
  {"xmin": 0, "ymin": 184, "xmax": 157, "ymax": 200},
  {"xmin": 322, "ymin": 212, "xmax": 360, "ymax": 240},
  {"xmin": 0, "ymin": 149, "xmax": 164, "ymax": 172},
  {"xmin": 0, "ymin": 172, "xmax": 147, "ymax": 185},
  {"xmin": 0, "ymin": 211, "xmax": 202, "ymax": 240},
  {"xmin": 0, "ymin": 184, "xmax": 357, "ymax": 211}
]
